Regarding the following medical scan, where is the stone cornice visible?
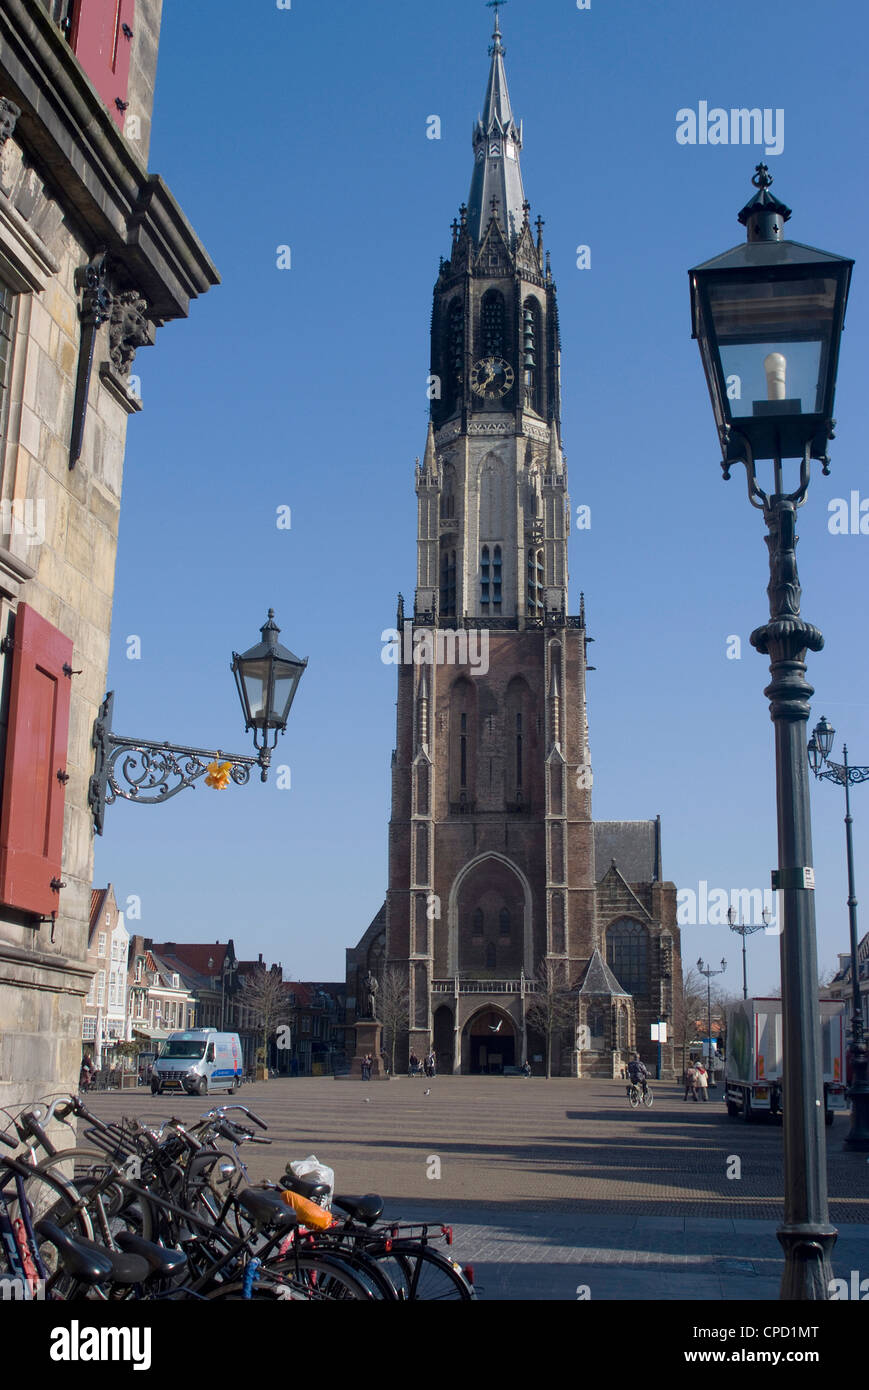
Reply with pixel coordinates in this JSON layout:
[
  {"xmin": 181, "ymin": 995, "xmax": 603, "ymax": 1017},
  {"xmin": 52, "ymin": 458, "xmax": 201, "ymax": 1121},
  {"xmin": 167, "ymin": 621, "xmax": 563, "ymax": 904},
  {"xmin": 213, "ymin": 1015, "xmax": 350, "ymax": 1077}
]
[{"xmin": 0, "ymin": 0, "xmax": 219, "ymax": 321}]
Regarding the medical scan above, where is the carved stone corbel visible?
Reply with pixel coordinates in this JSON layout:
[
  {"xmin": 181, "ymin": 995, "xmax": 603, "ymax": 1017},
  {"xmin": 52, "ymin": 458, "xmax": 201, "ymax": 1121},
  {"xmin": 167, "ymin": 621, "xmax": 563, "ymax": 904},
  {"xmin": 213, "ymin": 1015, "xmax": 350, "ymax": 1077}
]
[
  {"xmin": 0, "ymin": 98, "xmax": 21, "ymax": 148},
  {"xmin": 70, "ymin": 251, "xmax": 112, "ymax": 468}
]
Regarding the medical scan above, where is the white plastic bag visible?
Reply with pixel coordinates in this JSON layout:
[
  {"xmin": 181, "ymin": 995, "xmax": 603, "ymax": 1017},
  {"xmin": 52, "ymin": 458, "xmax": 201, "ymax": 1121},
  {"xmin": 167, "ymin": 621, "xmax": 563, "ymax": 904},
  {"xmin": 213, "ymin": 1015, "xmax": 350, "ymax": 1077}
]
[{"xmin": 288, "ymin": 1154, "xmax": 334, "ymax": 1208}]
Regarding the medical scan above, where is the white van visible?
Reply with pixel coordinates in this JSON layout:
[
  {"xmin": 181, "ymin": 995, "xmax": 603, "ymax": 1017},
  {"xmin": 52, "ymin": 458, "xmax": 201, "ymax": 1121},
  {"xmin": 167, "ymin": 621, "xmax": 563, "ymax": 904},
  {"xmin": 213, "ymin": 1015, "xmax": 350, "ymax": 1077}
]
[{"xmin": 151, "ymin": 1029, "xmax": 243, "ymax": 1096}]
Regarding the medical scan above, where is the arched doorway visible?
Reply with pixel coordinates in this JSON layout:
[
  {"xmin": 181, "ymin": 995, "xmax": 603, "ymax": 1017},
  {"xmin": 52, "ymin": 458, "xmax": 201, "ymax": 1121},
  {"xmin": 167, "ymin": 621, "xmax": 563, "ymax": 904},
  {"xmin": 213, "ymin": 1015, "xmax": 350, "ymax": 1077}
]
[
  {"xmin": 463, "ymin": 1007, "xmax": 516, "ymax": 1074},
  {"xmin": 432, "ymin": 1004, "xmax": 454, "ymax": 1074}
]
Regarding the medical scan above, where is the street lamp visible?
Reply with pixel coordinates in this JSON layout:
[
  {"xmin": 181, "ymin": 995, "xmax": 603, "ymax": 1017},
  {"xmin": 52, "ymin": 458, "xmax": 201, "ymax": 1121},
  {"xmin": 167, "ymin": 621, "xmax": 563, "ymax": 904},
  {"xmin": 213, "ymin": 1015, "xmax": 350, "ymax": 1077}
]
[
  {"xmin": 697, "ymin": 957, "xmax": 726, "ymax": 1068},
  {"xmin": 807, "ymin": 716, "xmax": 869, "ymax": 1151},
  {"xmin": 690, "ymin": 164, "xmax": 853, "ymax": 1301},
  {"xmin": 232, "ymin": 609, "xmax": 308, "ymax": 782},
  {"xmin": 727, "ymin": 905, "xmax": 769, "ymax": 1000},
  {"xmin": 89, "ymin": 611, "xmax": 306, "ymax": 831}
]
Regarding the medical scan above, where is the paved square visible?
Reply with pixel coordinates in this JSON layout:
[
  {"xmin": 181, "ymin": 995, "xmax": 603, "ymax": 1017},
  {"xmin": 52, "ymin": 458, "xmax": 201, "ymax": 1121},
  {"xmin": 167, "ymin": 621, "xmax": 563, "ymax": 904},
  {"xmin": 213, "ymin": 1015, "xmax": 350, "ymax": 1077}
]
[{"xmin": 88, "ymin": 1076, "xmax": 869, "ymax": 1300}]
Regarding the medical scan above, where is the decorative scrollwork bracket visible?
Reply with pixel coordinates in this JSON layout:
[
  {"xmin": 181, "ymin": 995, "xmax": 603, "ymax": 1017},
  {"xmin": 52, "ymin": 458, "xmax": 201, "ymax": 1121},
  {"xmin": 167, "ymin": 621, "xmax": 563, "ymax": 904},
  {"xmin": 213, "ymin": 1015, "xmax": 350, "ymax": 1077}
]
[{"xmin": 89, "ymin": 691, "xmax": 261, "ymax": 835}]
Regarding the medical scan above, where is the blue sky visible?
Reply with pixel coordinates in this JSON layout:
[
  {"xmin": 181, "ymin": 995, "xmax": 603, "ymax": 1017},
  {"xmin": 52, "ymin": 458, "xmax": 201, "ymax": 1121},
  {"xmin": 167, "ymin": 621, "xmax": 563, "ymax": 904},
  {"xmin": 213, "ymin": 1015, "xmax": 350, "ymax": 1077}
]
[{"xmin": 95, "ymin": 0, "xmax": 869, "ymax": 994}]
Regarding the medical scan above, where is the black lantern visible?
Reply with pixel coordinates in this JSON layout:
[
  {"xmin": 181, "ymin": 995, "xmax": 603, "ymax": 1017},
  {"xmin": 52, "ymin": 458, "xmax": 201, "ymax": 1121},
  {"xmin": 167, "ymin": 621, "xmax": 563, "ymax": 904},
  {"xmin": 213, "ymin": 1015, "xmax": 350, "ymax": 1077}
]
[
  {"xmin": 690, "ymin": 166, "xmax": 852, "ymax": 470},
  {"xmin": 232, "ymin": 610, "xmax": 307, "ymax": 779}
]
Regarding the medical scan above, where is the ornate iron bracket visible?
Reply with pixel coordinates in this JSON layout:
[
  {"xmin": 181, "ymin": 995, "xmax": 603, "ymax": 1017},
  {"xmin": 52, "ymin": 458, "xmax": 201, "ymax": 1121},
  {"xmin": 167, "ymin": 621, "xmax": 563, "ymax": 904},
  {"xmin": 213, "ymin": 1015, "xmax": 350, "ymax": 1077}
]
[
  {"xmin": 70, "ymin": 251, "xmax": 112, "ymax": 469},
  {"xmin": 89, "ymin": 691, "xmax": 262, "ymax": 836}
]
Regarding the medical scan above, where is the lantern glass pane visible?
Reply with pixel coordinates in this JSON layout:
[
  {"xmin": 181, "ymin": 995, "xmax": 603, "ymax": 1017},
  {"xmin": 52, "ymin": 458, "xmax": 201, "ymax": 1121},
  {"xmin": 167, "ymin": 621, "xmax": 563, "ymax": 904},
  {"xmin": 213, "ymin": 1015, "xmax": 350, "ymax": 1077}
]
[
  {"xmin": 271, "ymin": 669, "xmax": 299, "ymax": 725},
  {"xmin": 709, "ymin": 276, "xmax": 837, "ymax": 417},
  {"xmin": 241, "ymin": 660, "xmax": 270, "ymax": 722}
]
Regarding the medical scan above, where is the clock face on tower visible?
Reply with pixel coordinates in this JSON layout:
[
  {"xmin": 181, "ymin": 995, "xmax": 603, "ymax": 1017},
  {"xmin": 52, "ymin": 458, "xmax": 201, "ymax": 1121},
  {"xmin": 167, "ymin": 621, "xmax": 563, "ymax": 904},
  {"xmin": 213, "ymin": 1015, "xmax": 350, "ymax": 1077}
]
[{"xmin": 471, "ymin": 356, "xmax": 515, "ymax": 400}]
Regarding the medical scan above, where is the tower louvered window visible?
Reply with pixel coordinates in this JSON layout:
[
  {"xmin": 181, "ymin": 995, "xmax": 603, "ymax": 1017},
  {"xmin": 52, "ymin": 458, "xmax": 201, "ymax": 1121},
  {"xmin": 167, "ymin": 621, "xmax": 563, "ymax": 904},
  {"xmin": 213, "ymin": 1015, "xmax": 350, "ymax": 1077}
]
[
  {"xmin": 492, "ymin": 545, "xmax": 502, "ymax": 613},
  {"xmin": 481, "ymin": 291, "xmax": 505, "ymax": 357},
  {"xmin": 440, "ymin": 548, "xmax": 456, "ymax": 617},
  {"xmin": 527, "ymin": 548, "xmax": 544, "ymax": 616},
  {"xmin": 447, "ymin": 299, "xmax": 464, "ymax": 408},
  {"xmin": 481, "ymin": 546, "xmax": 490, "ymax": 612},
  {"xmin": 523, "ymin": 299, "xmax": 540, "ymax": 412}
]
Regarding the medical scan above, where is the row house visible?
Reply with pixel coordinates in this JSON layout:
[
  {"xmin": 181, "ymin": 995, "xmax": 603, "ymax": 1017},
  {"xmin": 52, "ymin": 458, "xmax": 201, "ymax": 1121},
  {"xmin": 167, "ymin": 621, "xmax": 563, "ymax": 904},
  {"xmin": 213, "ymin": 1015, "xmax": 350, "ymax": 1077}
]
[
  {"xmin": 280, "ymin": 981, "xmax": 347, "ymax": 1076},
  {"xmin": 81, "ymin": 884, "xmax": 128, "ymax": 1064},
  {"xmin": 822, "ymin": 932, "xmax": 869, "ymax": 1039},
  {"xmin": 127, "ymin": 934, "xmax": 196, "ymax": 1046}
]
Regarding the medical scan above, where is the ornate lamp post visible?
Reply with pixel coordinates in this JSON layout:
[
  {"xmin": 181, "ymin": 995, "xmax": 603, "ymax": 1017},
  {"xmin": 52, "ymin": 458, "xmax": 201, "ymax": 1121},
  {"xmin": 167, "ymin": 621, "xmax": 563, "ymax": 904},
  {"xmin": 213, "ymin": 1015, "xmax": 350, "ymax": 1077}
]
[
  {"xmin": 807, "ymin": 716, "xmax": 869, "ymax": 1150},
  {"xmin": 89, "ymin": 610, "xmax": 306, "ymax": 832},
  {"xmin": 690, "ymin": 165, "xmax": 853, "ymax": 1300},
  {"xmin": 697, "ymin": 957, "xmax": 726, "ymax": 1068},
  {"xmin": 727, "ymin": 905, "xmax": 769, "ymax": 999}
]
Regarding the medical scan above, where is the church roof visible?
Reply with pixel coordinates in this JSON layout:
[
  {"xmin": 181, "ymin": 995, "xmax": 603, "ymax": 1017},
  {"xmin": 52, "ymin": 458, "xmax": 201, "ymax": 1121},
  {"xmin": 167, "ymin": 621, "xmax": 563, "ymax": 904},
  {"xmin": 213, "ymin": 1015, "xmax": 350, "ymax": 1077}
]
[
  {"xmin": 594, "ymin": 819, "xmax": 662, "ymax": 884},
  {"xmin": 466, "ymin": 10, "xmax": 528, "ymax": 247},
  {"xmin": 578, "ymin": 948, "xmax": 631, "ymax": 998}
]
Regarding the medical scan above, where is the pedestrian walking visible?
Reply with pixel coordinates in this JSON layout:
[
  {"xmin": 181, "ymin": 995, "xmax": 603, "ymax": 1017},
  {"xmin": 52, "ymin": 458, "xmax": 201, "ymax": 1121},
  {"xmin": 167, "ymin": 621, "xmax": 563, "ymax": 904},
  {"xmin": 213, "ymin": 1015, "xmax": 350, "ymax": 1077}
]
[
  {"xmin": 79, "ymin": 1055, "xmax": 93, "ymax": 1093},
  {"xmin": 361, "ymin": 1054, "xmax": 372, "ymax": 1081},
  {"xmin": 409, "ymin": 1051, "xmax": 420, "ymax": 1077},
  {"xmin": 695, "ymin": 1062, "xmax": 709, "ymax": 1102},
  {"xmin": 684, "ymin": 1062, "xmax": 697, "ymax": 1101}
]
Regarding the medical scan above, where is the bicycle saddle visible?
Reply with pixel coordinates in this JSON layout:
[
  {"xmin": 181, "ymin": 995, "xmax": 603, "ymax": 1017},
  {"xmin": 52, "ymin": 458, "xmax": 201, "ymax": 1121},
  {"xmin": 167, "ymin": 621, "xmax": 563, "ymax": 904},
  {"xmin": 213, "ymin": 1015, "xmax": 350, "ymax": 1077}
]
[
  {"xmin": 36, "ymin": 1219, "xmax": 150, "ymax": 1286},
  {"xmin": 332, "ymin": 1194, "xmax": 384, "ymax": 1226},
  {"xmin": 280, "ymin": 1172, "xmax": 331, "ymax": 1205},
  {"xmin": 116, "ymin": 1230, "xmax": 188, "ymax": 1278},
  {"xmin": 238, "ymin": 1187, "xmax": 299, "ymax": 1228}
]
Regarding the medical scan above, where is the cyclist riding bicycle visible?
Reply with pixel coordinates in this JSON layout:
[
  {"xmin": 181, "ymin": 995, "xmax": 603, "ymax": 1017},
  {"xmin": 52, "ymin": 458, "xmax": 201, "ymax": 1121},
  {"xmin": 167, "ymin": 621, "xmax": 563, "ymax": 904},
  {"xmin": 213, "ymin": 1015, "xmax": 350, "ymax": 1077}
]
[{"xmin": 626, "ymin": 1054, "xmax": 649, "ymax": 1100}]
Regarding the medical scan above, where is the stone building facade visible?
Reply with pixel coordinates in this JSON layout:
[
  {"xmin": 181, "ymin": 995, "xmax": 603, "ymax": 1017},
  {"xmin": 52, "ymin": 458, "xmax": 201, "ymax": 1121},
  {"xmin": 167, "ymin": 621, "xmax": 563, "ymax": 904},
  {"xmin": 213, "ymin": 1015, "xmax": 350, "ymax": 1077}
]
[
  {"xmin": 348, "ymin": 14, "xmax": 682, "ymax": 1078},
  {"xmin": 0, "ymin": 0, "xmax": 217, "ymax": 1112}
]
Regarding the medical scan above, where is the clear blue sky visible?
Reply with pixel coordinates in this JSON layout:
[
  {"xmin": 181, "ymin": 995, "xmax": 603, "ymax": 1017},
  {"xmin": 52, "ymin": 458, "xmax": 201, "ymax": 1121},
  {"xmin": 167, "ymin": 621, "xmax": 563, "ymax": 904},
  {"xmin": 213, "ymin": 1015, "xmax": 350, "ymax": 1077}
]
[{"xmin": 94, "ymin": 0, "xmax": 869, "ymax": 995}]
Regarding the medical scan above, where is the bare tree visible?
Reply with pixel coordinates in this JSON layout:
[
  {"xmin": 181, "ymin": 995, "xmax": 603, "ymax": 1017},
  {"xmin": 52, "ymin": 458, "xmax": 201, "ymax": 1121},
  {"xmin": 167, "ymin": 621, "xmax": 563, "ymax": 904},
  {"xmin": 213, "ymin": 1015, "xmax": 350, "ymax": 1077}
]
[
  {"xmin": 236, "ymin": 964, "xmax": 289, "ymax": 1071},
  {"xmin": 524, "ymin": 959, "xmax": 576, "ymax": 1079},
  {"xmin": 675, "ymin": 967, "xmax": 723, "ymax": 1078},
  {"xmin": 378, "ymin": 965, "xmax": 410, "ymax": 1075}
]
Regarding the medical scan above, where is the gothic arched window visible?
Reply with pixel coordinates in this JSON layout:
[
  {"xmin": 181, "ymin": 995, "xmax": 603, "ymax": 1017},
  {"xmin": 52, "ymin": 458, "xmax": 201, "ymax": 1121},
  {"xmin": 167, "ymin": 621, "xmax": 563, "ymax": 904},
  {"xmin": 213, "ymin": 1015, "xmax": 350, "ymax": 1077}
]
[
  {"xmin": 481, "ymin": 290, "xmax": 505, "ymax": 358},
  {"xmin": 606, "ymin": 919, "xmax": 649, "ymax": 997},
  {"xmin": 499, "ymin": 908, "xmax": 511, "ymax": 938},
  {"xmin": 472, "ymin": 908, "xmax": 484, "ymax": 938}
]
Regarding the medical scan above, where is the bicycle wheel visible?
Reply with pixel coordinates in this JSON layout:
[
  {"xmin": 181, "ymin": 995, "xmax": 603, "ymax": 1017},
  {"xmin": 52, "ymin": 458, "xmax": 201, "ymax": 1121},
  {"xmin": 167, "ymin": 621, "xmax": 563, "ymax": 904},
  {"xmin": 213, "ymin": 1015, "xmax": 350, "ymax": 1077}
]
[
  {"xmin": 628, "ymin": 1086, "xmax": 640, "ymax": 1109},
  {"xmin": 271, "ymin": 1243, "xmax": 399, "ymax": 1300},
  {"xmin": 368, "ymin": 1244, "xmax": 475, "ymax": 1300},
  {"xmin": 36, "ymin": 1149, "xmax": 154, "ymax": 1245},
  {"xmin": 642, "ymin": 1088, "xmax": 654, "ymax": 1108},
  {"xmin": 0, "ymin": 1158, "xmax": 92, "ymax": 1286},
  {"xmin": 289, "ymin": 1253, "xmax": 378, "ymax": 1301}
]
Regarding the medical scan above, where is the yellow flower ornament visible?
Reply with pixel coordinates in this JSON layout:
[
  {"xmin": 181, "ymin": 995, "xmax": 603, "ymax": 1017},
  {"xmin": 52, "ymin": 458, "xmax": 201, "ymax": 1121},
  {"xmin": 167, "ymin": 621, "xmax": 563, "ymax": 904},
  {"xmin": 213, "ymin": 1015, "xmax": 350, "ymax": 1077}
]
[{"xmin": 205, "ymin": 759, "xmax": 233, "ymax": 790}]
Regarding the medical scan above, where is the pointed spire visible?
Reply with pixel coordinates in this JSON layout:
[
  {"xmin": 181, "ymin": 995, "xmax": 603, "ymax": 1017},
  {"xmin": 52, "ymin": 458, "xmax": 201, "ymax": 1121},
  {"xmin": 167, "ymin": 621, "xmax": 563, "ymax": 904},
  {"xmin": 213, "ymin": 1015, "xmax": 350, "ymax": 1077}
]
[
  {"xmin": 467, "ymin": 7, "xmax": 527, "ymax": 246},
  {"xmin": 422, "ymin": 420, "xmax": 437, "ymax": 478}
]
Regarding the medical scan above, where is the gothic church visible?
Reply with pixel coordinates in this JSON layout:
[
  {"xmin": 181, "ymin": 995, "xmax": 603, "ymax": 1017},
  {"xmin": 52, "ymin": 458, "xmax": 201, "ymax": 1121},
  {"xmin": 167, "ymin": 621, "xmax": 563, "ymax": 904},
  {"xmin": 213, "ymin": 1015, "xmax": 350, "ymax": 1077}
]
[{"xmin": 347, "ymin": 11, "xmax": 682, "ymax": 1078}]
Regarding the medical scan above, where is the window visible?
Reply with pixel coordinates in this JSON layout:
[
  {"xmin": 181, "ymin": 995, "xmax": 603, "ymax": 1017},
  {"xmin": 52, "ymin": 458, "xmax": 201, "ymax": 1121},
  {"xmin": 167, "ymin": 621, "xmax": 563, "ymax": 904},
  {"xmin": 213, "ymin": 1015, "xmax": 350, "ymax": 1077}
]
[
  {"xmin": 82, "ymin": 1016, "xmax": 96, "ymax": 1041},
  {"xmin": 0, "ymin": 278, "xmax": 13, "ymax": 439},
  {"xmin": 446, "ymin": 299, "xmax": 464, "ymax": 410},
  {"xmin": 481, "ymin": 546, "xmax": 490, "ymax": 610},
  {"xmin": 492, "ymin": 545, "xmax": 502, "ymax": 613},
  {"xmin": 97, "ymin": 933, "xmax": 106, "ymax": 957},
  {"xmin": 606, "ymin": 919, "xmax": 649, "ymax": 997},
  {"xmin": 485, "ymin": 942, "xmax": 496, "ymax": 970},
  {"xmin": 499, "ymin": 908, "xmax": 511, "ymax": 938},
  {"xmin": 85, "ymin": 973, "xmax": 96, "ymax": 1006},
  {"xmin": 522, "ymin": 299, "xmax": 541, "ymax": 412},
  {"xmin": 472, "ymin": 908, "xmax": 484, "ymax": 939},
  {"xmin": 527, "ymin": 548, "xmax": 544, "ymax": 616},
  {"xmin": 96, "ymin": 970, "xmax": 106, "ymax": 1006}
]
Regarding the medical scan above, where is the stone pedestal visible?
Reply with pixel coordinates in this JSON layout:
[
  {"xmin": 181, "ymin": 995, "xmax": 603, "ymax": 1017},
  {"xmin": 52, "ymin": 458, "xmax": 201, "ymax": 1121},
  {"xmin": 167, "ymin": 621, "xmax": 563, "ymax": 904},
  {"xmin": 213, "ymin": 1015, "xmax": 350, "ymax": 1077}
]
[{"xmin": 352, "ymin": 1019, "xmax": 386, "ymax": 1078}]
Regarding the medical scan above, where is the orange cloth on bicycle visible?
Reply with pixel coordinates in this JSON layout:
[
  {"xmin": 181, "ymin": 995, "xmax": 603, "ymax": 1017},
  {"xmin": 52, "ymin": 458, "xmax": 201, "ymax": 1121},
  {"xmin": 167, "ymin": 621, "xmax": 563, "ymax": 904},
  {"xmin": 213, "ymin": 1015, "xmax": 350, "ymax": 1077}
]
[{"xmin": 279, "ymin": 1189, "xmax": 336, "ymax": 1230}]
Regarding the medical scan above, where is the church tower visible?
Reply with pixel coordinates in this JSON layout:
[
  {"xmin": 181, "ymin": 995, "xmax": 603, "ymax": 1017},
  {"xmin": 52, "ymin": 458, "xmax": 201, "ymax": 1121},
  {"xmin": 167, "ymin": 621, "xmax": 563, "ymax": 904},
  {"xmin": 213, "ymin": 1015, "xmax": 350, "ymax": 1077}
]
[{"xmin": 367, "ymin": 9, "xmax": 682, "ymax": 1077}]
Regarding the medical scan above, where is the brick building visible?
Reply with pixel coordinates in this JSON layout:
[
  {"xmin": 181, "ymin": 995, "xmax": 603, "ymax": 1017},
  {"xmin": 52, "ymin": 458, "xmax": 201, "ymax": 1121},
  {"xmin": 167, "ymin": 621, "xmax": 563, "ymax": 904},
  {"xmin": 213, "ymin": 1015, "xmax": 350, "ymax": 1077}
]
[
  {"xmin": 348, "ymin": 14, "xmax": 682, "ymax": 1077},
  {"xmin": 0, "ymin": 1, "xmax": 216, "ymax": 1112},
  {"xmin": 81, "ymin": 883, "xmax": 128, "ymax": 1065}
]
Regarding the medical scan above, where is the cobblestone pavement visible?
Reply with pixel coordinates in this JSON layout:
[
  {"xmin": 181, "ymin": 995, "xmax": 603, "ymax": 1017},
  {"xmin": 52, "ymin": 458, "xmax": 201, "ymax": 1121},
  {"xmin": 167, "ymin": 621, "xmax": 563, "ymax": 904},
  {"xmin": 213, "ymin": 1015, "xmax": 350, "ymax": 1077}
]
[{"xmin": 87, "ymin": 1076, "xmax": 869, "ymax": 1300}]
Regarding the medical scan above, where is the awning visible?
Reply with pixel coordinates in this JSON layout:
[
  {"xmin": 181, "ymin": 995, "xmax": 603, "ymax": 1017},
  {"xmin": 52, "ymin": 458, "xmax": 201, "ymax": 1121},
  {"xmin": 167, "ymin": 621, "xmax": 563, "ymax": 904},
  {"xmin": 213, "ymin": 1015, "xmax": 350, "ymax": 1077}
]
[{"xmin": 132, "ymin": 1025, "xmax": 172, "ymax": 1041}]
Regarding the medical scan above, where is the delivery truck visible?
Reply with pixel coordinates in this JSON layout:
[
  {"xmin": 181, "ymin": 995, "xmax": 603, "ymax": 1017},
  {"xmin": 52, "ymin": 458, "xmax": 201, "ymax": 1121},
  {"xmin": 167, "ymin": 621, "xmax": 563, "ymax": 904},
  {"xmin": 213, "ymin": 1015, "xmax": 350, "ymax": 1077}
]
[
  {"xmin": 150, "ymin": 1028, "xmax": 243, "ymax": 1096},
  {"xmin": 724, "ymin": 997, "xmax": 847, "ymax": 1124}
]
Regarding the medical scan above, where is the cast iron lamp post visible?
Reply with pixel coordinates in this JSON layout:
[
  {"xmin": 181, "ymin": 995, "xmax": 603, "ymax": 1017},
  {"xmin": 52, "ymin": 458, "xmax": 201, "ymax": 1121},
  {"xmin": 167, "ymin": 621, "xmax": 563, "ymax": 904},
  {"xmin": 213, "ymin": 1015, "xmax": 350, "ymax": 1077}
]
[
  {"xmin": 807, "ymin": 716, "xmax": 869, "ymax": 1150},
  {"xmin": 690, "ymin": 164, "xmax": 853, "ymax": 1300},
  {"xmin": 697, "ymin": 957, "xmax": 726, "ymax": 1068},
  {"xmin": 89, "ymin": 610, "xmax": 307, "ymax": 832},
  {"xmin": 727, "ymin": 904, "xmax": 769, "ymax": 999}
]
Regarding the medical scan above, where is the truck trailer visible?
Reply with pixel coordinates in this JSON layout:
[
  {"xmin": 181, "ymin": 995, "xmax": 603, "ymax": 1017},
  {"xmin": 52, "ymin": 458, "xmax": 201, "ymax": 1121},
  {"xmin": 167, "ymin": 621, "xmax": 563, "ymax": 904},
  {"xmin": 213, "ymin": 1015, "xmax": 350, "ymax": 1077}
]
[{"xmin": 724, "ymin": 997, "xmax": 847, "ymax": 1124}]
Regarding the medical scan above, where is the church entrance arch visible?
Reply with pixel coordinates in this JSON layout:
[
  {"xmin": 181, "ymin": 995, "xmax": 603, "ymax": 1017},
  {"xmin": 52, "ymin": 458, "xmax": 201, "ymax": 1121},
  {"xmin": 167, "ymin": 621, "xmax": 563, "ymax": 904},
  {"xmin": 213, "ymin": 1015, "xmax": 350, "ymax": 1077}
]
[{"xmin": 462, "ymin": 1006, "xmax": 516, "ymax": 1074}]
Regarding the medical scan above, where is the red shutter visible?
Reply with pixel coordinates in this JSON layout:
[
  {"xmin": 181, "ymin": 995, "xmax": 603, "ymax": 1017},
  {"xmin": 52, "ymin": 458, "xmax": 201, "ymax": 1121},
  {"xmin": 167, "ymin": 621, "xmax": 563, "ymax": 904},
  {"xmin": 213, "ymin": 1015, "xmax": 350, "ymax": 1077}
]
[
  {"xmin": 70, "ymin": 0, "xmax": 137, "ymax": 131},
  {"xmin": 0, "ymin": 604, "xmax": 74, "ymax": 916}
]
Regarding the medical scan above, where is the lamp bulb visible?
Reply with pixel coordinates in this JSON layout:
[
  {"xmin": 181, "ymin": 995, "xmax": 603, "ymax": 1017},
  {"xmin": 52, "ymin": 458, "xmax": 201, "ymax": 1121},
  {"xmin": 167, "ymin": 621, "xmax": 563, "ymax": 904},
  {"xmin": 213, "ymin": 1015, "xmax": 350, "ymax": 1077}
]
[{"xmin": 764, "ymin": 351, "xmax": 787, "ymax": 402}]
